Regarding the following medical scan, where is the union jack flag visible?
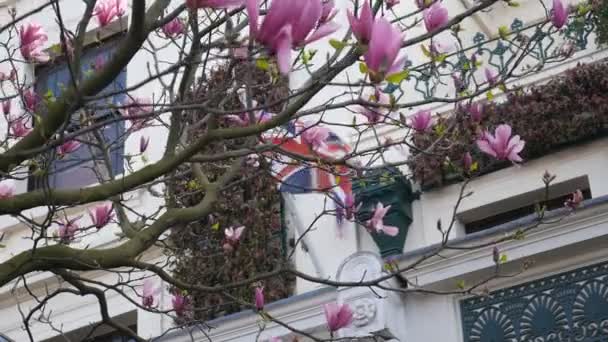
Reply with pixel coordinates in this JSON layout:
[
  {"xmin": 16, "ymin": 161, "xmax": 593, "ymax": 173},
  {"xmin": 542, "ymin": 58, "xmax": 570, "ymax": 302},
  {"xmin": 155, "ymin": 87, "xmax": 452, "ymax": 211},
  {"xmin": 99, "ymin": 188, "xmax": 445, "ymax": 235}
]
[{"xmin": 263, "ymin": 120, "xmax": 353, "ymax": 205}]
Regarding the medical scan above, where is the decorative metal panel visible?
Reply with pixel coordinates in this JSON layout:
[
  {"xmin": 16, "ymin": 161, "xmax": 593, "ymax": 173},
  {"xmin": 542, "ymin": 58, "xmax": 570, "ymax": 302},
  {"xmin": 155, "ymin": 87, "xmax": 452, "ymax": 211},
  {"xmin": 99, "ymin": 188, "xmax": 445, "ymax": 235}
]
[{"xmin": 460, "ymin": 260, "xmax": 608, "ymax": 341}]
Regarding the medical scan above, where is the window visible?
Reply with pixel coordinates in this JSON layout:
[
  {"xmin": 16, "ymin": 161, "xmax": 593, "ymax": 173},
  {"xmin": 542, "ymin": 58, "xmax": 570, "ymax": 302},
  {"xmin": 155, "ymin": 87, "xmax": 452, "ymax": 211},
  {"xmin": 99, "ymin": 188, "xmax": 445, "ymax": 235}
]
[
  {"xmin": 89, "ymin": 326, "xmax": 137, "ymax": 342},
  {"xmin": 459, "ymin": 176, "xmax": 591, "ymax": 234},
  {"xmin": 0, "ymin": 334, "xmax": 13, "ymax": 342},
  {"xmin": 41, "ymin": 313, "xmax": 136, "ymax": 342},
  {"xmin": 28, "ymin": 34, "xmax": 126, "ymax": 191}
]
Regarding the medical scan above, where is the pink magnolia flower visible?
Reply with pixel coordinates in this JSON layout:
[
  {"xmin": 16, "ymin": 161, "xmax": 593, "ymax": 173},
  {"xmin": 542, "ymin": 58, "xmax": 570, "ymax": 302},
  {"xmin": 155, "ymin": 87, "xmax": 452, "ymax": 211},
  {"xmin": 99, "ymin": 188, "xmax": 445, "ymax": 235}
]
[
  {"xmin": 57, "ymin": 140, "xmax": 81, "ymax": 156},
  {"xmin": 485, "ymin": 68, "xmax": 498, "ymax": 86},
  {"xmin": 19, "ymin": 23, "xmax": 49, "ymax": 63},
  {"xmin": 347, "ymin": 0, "xmax": 374, "ymax": 44},
  {"xmin": 94, "ymin": 0, "xmax": 126, "ymax": 27},
  {"xmin": 466, "ymin": 102, "xmax": 484, "ymax": 122},
  {"xmin": 358, "ymin": 88, "xmax": 391, "ymax": 123},
  {"xmin": 9, "ymin": 116, "xmax": 32, "ymax": 138},
  {"xmin": 58, "ymin": 216, "xmax": 81, "ymax": 243},
  {"xmin": 386, "ymin": 0, "xmax": 400, "ymax": 9},
  {"xmin": 142, "ymin": 279, "xmax": 160, "ymax": 308},
  {"xmin": 452, "ymin": 74, "xmax": 465, "ymax": 92},
  {"xmin": 139, "ymin": 135, "xmax": 150, "ymax": 153},
  {"xmin": 2, "ymin": 100, "xmax": 11, "ymax": 115},
  {"xmin": 493, "ymin": 246, "xmax": 500, "ymax": 264},
  {"xmin": 22, "ymin": 89, "xmax": 39, "ymax": 112},
  {"xmin": 254, "ymin": 286, "xmax": 264, "ymax": 310},
  {"xmin": 559, "ymin": 40, "xmax": 575, "ymax": 58},
  {"xmin": 476, "ymin": 124, "xmax": 525, "ymax": 163},
  {"xmin": 366, "ymin": 202, "xmax": 399, "ymax": 236},
  {"xmin": 364, "ymin": 18, "xmax": 405, "ymax": 82},
  {"xmin": 324, "ymin": 302, "xmax": 354, "ymax": 332},
  {"xmin": 232, "ymin": 46, "xmax": 249, "ymax": 59},
  {"xmin": 301, "ymin": 125, "xmax": 331, "ymax": 151},
  {"xmin": 172, "ymin": 293, "xmax": 190, "ymax": 317},
  {"xmin": 564, "ymin": 189, "xmax": 584, "ymax": 210},
  {"xmin": 225, "ymin": 110, "xmax": 273, "ymax": 126},
  {"xmin": 415, "ymin": 0, "xmax": 437, "ymax": 9},
  {"xmin": 551, "ymin": 0, "xmax": 568, "ymax": 29},
  {"xmin": 463, "ymin": 152, "xmax": 473, "ymax": 171},
  {"xmin": 336, "ymin": 193, "xmax": 363, "ymax": 226},
  {"xmin": 246, "ymin": 0, "xmax": 340, "ymax": 74},
  {"xmin": 423, "ymin": 2, "xmax": 449, "ymax": 32},
  {"xmin": 408, "ymin": 110, "xmax": 434, "ymax": 132},
  {"xmin": 0, "ymin": 69, "xmax": 16, "ymax": 82},
  {"xmin": 245, "ymin": 154, "xmax": 260, "ymax": 167},
  {"xmin": 93, "ymin": 55, "xmax": 106, "ymax": 72},
  {"xmin": 187, "ymin": 0, "xmax": 245, "ymax": 8},
  {"xmin": 121, "ymin": 97, "xmax": 152, "ymax": 131},
  {"xmin": 344, "ymin": 193, "xmax": 362, "ymax": 221},
  {"xmin": 0, "ymin": 181, "xmax": 15, "ymax": 199},
  {"xmin": 430, "ymin": 39, "xmax": 454, "ymax": 55},
  {"xmin": 224, "ymin": 225, "xmax": 245, "ymax": 242},
  {"xmin": 320, "ymin": 0, "xmax": 338, "ymax": 24},
  {"xmin": 88, "ymin": 202, "xmax": 114, "ymax": 229},
  {"xmin": 223, "ymin": 225, "xmax": 245, "ymax": 252},
  {"xmin": 162, "ymin": 17, "xmax": 186, "ymax": 38}
]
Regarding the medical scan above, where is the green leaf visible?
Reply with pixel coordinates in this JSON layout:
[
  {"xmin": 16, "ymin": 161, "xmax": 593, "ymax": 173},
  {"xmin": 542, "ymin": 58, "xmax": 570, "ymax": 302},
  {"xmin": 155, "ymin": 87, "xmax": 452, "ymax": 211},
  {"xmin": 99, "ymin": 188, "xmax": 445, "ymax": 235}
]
[
  {"xmin": 0, "ymin": 244, "xmax": 5, "ymax": 248},
  {"xmin": 434, "ymin": 123, "xmax": 446, "ymax": 136},
  {"xmin": 358, "ymin": 62, "xmax": 368, "ymax": 74},
  {"xmin": 50, "ymin": 44, "xmax": 62, "ymax": 55},
  {"xmin": 498, "ymin": 26, "xmax": 510, "ymax": 40},
  {"xmin": 469, "ymin": 161, "xmax": 479, "ymax": 172},
  {"xmin": 456, "ymin": 280, "xmax": 466, "ymax": 290},
  {"xmin": 383, "ymin": 262, "xmax": 395, "ymax": 272},
  {"xmin": 420, "ymin": 44, "xmax": 431, "ymax": 58},
  {"xmin": 499, "ymin": 254, "xmax": 508, "ymax": 264},
  {"xmin": 577, "ymin": 3, "xmax": 591, "ymax": 16},
  {"xmin": 386, "ymin": 69, "xmax": 409, "ymax": 85},
  {"xmin": 486, "ymin": 91, "xmax": 494, "ymax": 101},
  {"xmin": 462, "ymin": 61, "xmax": 471, "ymax": 71},
  {"xmin": 434, "ymin": 53, "xmax": 447, "ymax": 63},
  {"xmin": 498, "ymin": 84, "xmax": 507, "ymax": 92},
  {"xmin": 329, "ymin": 38, "xmax": 346, "ymax": 50},
  {"xmin": 44, "ymin": 89, "xmax": 54, "ymax": 101},
  {"xmin": 211, "ymin": 222, "xmax": 220, "ymax": 231},
  {"xmin": 301, "ymin": 49, "xmax": 315, "ymax": 65},
  {"xmin": 186, "ymin": 179, "xmax": 199, "ymax": 190},
  {"xmin": 255, "ymin": 58, "xmax": 270, "ymax": 71},
  {"xmin": 507, "ymin": 1, "xmax": 520, "ymax": 7}
]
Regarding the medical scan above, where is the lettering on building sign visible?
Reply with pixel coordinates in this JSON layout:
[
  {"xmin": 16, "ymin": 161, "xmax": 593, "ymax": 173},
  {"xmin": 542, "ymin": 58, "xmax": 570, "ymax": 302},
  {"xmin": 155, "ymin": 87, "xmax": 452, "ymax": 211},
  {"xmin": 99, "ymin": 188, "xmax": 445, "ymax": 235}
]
[{"xmin": 460, "ymin": 261, "xmax": 608, "ymax": 342}]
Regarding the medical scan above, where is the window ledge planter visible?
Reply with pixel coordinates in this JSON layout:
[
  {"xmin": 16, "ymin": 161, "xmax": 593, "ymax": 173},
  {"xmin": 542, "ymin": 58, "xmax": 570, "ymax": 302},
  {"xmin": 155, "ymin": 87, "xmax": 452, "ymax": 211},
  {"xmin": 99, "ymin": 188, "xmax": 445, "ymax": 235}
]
[{"xmin": 353, "ymin": 166, "xmax": 417, "ymax": 258}]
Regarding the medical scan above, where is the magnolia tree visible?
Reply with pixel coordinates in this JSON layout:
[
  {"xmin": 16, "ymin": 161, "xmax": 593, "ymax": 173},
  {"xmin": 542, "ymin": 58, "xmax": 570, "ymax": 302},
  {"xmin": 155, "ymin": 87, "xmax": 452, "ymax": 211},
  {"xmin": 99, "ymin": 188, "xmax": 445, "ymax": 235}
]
[{"xmin": 0, "ymin": 0, "xmax": 600, "ymax": 340}]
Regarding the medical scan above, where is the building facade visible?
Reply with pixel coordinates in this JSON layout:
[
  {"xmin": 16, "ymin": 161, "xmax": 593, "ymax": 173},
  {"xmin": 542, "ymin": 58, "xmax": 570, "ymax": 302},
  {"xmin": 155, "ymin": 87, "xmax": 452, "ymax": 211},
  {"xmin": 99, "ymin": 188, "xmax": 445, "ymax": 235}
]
[{"xmin": 0, "ymin": 0, "xmax": 607, "ymax": 341}]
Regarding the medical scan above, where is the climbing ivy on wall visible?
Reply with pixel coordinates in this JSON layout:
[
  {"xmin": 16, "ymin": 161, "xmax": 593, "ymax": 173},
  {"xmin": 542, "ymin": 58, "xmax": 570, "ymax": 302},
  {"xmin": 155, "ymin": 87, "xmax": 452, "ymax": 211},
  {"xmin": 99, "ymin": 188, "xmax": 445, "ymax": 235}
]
[
  {"xmin": 168, "ymin": 61, "xmax": 294, "ymax": 322},
  {"xmin": 409, "ymin": 61, "xmax": 608, "ymax": 189},
  {"xmin": 593, "ymin": 0, "xmax": 608, "ymax": 45}
]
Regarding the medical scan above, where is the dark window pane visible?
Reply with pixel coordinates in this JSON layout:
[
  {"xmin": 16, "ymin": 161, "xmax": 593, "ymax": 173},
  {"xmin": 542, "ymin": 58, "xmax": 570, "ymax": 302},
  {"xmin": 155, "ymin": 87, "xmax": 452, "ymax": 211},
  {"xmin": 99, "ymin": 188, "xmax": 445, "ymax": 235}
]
[
  {"xmin": 465, "ymin": 188, "xmax": 592, "ymax": 234},
  {"xmin": 29, "ymin": 36, "xmax": 126, "ymax": 191}
]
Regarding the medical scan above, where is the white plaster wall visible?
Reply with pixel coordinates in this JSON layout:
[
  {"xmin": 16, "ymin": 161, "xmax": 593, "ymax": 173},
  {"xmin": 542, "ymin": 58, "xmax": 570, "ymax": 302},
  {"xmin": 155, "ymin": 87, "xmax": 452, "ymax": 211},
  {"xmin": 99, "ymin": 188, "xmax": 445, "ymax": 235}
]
[
  {"xmin": 420, "ymin": 137, "xmax": 608, "ymax": 246},
  {"xmin": 0, "ymin": 0, "xmax": 605, "ymax": 341}
]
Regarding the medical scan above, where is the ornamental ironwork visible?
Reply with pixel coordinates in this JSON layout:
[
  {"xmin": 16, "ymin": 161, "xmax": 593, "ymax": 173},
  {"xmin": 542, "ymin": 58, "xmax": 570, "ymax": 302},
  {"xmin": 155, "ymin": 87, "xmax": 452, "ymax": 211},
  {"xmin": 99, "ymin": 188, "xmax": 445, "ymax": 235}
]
[{"xmin": 460, "ymin": 260, "xmax": 608, "ymax": 341}]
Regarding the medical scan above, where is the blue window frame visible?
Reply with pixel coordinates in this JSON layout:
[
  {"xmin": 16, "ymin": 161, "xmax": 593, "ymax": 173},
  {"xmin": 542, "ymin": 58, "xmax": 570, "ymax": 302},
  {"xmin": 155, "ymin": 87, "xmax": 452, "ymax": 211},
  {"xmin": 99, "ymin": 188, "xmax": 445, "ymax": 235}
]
[
  {"xmin": 0, "ymin": 334, "xmax": 13, "ymax": 342},
  {"xmin": 29, "ymin": 35, "xmax": 126, "ymax": 190}
]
